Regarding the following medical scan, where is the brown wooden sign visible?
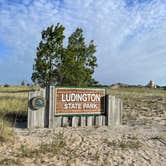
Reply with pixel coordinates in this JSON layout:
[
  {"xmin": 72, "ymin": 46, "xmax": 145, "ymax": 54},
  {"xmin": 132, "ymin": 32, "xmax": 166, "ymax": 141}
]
[{"xmin": 55, "ymin": 88, "xmax": 105, "ymax": 115}]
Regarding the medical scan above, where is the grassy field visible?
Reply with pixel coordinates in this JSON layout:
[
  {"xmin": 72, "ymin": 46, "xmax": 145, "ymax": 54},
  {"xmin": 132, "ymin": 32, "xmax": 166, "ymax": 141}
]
[
  {"xmin": 0, "ymin": 86, "xmax": 165, "ymax": 142},
  {"xmin": 108, "ymin": 87, "xmax": 166, "ymax": 98},
  {"xmin": 108, "ymin": 87, "xmax": 166, "ymax": 125},
  {"xmin": 0, "ymin": 86, "xmax": 165, "ymax": 165},
  {"xmin": 0, "ymin": 86, "xmax": 38, "ymax": 142},
  {"xmin": 0, "ymin": 85, "xmax": 165, "ymax": 123},
  {"xmin": 0, "ymin": 86, "xmax": 38, "ymax": 120}
]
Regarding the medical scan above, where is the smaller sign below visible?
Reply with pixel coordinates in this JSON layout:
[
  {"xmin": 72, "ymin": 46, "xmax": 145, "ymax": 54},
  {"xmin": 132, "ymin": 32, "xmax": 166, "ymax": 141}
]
[
  {"xmin": 29, "ymin": 96, "xmax": 45, "ymax": 110},
  {"xmin": 55, "ymin": 88, "xmax": 105, "ymax": 115}
]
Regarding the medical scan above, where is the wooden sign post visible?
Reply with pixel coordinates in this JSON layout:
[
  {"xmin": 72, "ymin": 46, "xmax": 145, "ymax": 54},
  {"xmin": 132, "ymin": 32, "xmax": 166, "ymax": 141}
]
[{"xmin": 28, "ymin": 86, "xmax": 123, "ymax": 129}]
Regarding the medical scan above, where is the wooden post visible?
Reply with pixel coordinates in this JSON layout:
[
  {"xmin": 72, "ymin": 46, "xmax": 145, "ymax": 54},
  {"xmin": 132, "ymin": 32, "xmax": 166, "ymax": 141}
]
[
  {"xmin": 107, "ymin": 95, "xmax": 123, "ymax": 127},
  {"xmin": 28, "ymin": 86, "xmax": 123, "ymax": 129},
  {"xmin": 44, "ymin": 86, "xmax": 49, "ymax": 127},
  {"xmin": 62, "ymin": 117, "xmax": 69, "ymax": 127},
  {"xmin": 95, "ymin": 116, "xmax": 103, "ymax": 126},
  {"xmin": 87, "ymin": 116, "xmax": 93, "ymax": 126},
  {"xmin": 28, "ymin": 89, "xmax": 45, "ymax": 129},
  {"xmin": 102, "ymin": 115, "xmax": 106, "ymax": 125},
  {"xmin": 80, "ymin": 116, "xmax": 86, "ymax": 127},
  {"xmin": 48, "ymin": 86, "xmax": 55, "ymax": 128},
  {"xmin": 54, "ymin": 117, "xmax": 62, "ymax": 127},
  {"xmin": 72, "ymin": 116, "xmax": 79, "ymax": 127}
]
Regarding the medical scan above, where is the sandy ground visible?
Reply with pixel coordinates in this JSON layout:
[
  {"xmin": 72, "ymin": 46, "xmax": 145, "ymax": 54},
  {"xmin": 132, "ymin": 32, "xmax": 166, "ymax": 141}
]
[{"xmin": 0, "ymin": 123, "xmax": 165, "ymax": 166}]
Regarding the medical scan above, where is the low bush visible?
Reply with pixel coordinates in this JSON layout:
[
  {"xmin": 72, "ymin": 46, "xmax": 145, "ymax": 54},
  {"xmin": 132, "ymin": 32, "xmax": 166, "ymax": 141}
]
[{"xmin": 4, "ymin": 84, "xmax": 10, "ymax": 87}]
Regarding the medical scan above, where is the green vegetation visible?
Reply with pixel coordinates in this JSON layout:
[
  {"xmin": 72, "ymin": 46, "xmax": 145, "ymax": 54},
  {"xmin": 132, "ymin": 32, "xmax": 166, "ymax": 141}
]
[
  {"xmin": 0, "ymin": 86, "xmax": 165, "ymax": 165},
  {"xmin": 0, "ymin": 86, "xmax": 38, "ymax": 120},
  {"xmin": 16, "ymin": 132, "xmax": 66, "ymax": 158},
  {"xmin": 32, "ymin": 23, "xmax": 98, "ymax": 87},
  {"xmin": 0, "ymin": 85, "xmax": 165, "ymax": 143},
  {"xmin": 0, "ymin": 86, "xmax": 38, "ymax": 142},
  {"xmin": 0, "ymin": 118, "xmax": 14, "ymax": 143},
  {"xmin": 103, "ymin": 136, "xmax": 142, "ymax": 150},
  {"xmin": 20, "ymin": 80, "xmax": 25, "ymax": 86},
  {"xmin": 109, "ymin": 87, "xmax": 166, "ymax": 113},
  {"xmin": 0, "ymin": 86, "xmax": 165, "ymax": 122},
  {"xmin": 108, "ymin": 87, "xmax": 166, "ymax": 98},
  {"xmin": 109, "ymin": 87, "xmax": 166, "ymax": 124},
  {"xmin": 0, "ymin": 158, "xmax": 21, "ymax": 166}
]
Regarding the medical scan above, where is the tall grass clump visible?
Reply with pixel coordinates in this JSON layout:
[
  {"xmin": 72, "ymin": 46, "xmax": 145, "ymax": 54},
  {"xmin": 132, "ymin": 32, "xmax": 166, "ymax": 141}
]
[
  {"xmin": 0, "ymin": 118, "xmax": 14, "ymax": 143},
  {"xmin": 0, "ymin": 86, "xmax": 39, "ymax": 123}
]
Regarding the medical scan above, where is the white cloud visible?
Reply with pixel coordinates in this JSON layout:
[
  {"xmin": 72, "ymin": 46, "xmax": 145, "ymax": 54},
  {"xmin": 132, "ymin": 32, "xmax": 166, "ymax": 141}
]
[{"xmin": 0, "ymin": 0, "xmax": 166, "ymax": 85}]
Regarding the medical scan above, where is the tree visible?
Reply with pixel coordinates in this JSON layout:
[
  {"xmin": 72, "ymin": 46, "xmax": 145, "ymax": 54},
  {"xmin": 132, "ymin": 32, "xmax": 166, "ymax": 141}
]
[
  {"xmin": 32, "ymin": 24, "xmax": 98, "ymax": 87},
  {"xmin": 21, "ymin": 80, "xmax": 25, "ymax": 86},
  {"xmin": 59, "ymin": 28, "xmax": 97, "ymax": 86},
  {"xmin": 31, "ymin": 23, "xmax": 65, "ymax": 87}
]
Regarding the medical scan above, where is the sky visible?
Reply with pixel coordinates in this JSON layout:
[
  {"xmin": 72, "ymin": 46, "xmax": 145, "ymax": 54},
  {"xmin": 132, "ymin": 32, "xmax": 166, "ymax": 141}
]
[{"xmin": 0, "ymin": 0, "xmax": 166, "ymax": 86}]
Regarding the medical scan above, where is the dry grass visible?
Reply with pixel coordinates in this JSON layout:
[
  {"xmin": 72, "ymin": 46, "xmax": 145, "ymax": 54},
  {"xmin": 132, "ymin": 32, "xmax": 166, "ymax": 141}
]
[
  {"xmin": 0, "ymin": 86, "xmax": 38, "ymax": 142},
  {"xmin": 0, "ymin": 158, "xmax": 21, "ymax": 166},
  {"xmin": 0, "ymin": 118, "xmax": 14, "ymax": 143},
  {"xmin": 0, "ymin": 86, "xmax": 165, "ymax": 165},
  {"xmin": 103, "ymin": 136, "xmax": 142, "ymax": 150},
  {"xmin": 108, "ymin": 87, "xmax": 166, "ymax": 124},
  {"xmin": 0, "ymin": 86, "xmax": 38, "ymax": 121},
  {"xmin": 16, "ymin": 132, "xmax": 66, "ymax": 158},
  {"xmin": 108, "ymin": 87, "xmax": 166, "ymax": 98},
  {"xmin": 0, "ymin": 85, "xmax": 165, "ymax": 122}
]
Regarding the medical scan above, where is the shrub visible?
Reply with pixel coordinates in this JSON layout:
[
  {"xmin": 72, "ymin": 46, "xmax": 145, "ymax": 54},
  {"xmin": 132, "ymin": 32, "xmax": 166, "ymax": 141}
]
[{"xmin": 4, "ymin": 84, "xmax": 10, "ymax": 87}]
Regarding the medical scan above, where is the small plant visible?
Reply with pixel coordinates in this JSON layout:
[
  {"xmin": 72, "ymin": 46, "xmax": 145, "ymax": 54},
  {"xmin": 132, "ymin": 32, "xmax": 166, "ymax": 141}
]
[
  {"xmin": 0, "ymin": 118, "xmax": 14, "ymax": 143},
  {"xmin": 39, "ymin": 132, "xmax": 66, "ymax": 155},
  {"xmin": 0, "ymin": 158, "xmax": 20, "ymax": 165},
  {"xmin": 118, "ymin": 140, "xmax": 141, "ymax": 149},
  {"xmin": 103, "ymin": 137, "xmax": 142, "ymax": 150},
  {"xmin": 94, "ymin": 149, "xmax": 100, "ymax": 162},
  {"xmin": 18, "ymin": 144, "xmax": 39, "ymax": 158},
  {"xmin": 17, "ymin": 132, "xmax": 67, "ymax": 159}
]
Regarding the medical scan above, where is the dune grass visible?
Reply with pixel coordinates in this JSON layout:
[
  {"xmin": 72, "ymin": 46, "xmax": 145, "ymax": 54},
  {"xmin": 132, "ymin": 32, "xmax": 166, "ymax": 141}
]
[
  {"xmin": 0, "ymin": 118, "xmax": 14, "ymax": 143},
  {"xmin": 108, "ymin": 87, "xmax": 166, "ymax": 124},
  {"xmin": 0, "ymin": 85, "xmax": 165, "ymax": 142},
  {"xmin": 0, "ymin": 86, "xmax": 38, "ymax": 142},
  {"xmin": 0, "ymin": 85, "xmax": 165, "ymax": 122},
  {"xmin": 0, "ymin": 86, "xmax": 38, "ymax": 120},
  {"xmin": 0, "ymin": 85, "xmax": 165, "ymax": 121},
  {"xmin": 108, "ymin": 87, "xmax": 166, "ymax": 98}
]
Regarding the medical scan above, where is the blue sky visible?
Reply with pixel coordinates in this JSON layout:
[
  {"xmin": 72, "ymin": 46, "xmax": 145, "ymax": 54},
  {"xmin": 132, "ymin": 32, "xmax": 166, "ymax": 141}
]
[{"xmin": 0, "ymin": 0, "xmax": 166, "ymax": 85}]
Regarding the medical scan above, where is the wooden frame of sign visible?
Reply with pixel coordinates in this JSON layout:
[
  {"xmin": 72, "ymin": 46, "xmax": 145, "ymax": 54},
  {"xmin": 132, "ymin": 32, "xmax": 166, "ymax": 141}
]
[{"xmin": 28, "ymin": 86, "xmax": 123, "ymax": 129}]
